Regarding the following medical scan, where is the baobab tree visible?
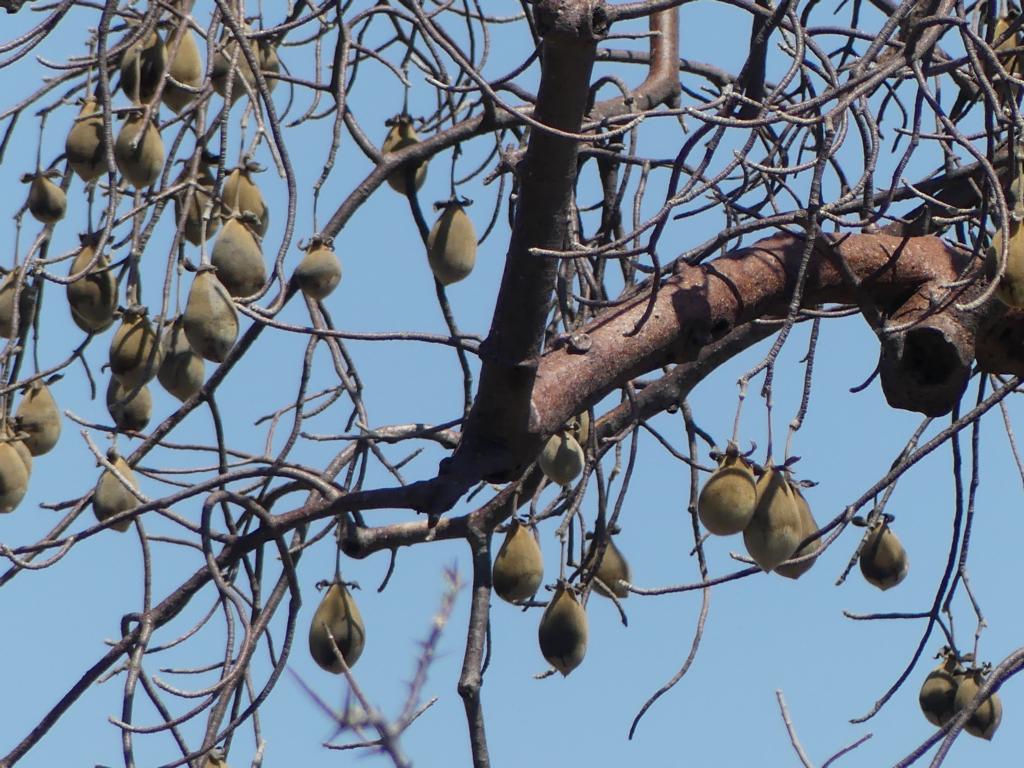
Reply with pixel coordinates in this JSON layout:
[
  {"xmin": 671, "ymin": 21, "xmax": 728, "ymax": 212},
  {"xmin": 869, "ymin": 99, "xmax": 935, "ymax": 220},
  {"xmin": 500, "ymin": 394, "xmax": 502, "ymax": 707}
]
[{"xmin": 1, "ymin": 0, "xmax": 1023, "ymax": 766}]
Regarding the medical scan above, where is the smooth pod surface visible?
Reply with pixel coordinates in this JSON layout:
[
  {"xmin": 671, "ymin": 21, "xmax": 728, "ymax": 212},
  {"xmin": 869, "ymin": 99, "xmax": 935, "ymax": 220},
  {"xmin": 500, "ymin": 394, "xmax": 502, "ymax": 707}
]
[
  {"xmin": 589, "ymin": 537, "xmax": 631, "ymax": 599},
  {"xmin": 67, "ymin": 242, "xmax": 117, "ymax": 333},
  {"xmin": 538, "ymin": 431, "xmax": 585, "ymax": 486},
  {"xmin": 743, "ymin": 467, "xmax": 802, "ymax": 571},
  {"xmin": 775, "ymin": 485, "xmax": 822, "ymax": 579},
  {"xmin": 698, "ymin": 452, "xmax": 757, "ymax": 535},
  {"xmin": 0, "ymin": 271, "xmax": 34, "ymax": 339},
  {"xmin": 26, "ymin": 175, "xmax": 66, "ymax": 224},
  {"xmin": 211, "ymin": 218, "xmax": 266, "ymax": 297},
  {"xmin": 308, "ymin": 582, "xmax": 366, "ymax": 673},
  {"xmin": 427, "ymin": 204, "xmax": 476, "ymax": 285},
  {"xmin": 954, "ymin": 668, "xmax": 1002, "ymax": 740},
  {"xmin": 183, "ymin": 269, "xmax": 238, "ymax": 362},
  {"xmin": 295, "ymin": 244, "xmax": 342, "ymax": 300},
  {"xmin": 221, "ymin": 167, "xmax": 268, "ymax": 235},
  {"xmin": 65, "ymin": 97, "xmax": 105, "ymax": 182},
  {"xmin": 119, "ymin": 29, "xmax": 166, "ymax": 103},
  {"xmin": 986, "ymin": 219, "xmax": 1024, "ymax": 307},
  {"xmin": 106, "ymin": 378, "xmax": 152, "ymax": 432},
  {"xmin": 919, "ymin": 654, "xmax": 962, "ymax": 727},
  {"xmin": 492, "ymin": 519, "xmax": 544, "ymax": 603},
  {"xmin": 162, "ymin": 25, "xmax": 203, "ymax": 113},
  {"xmin": 14, "ymin": 382, "xmax": 61, "ymax": 455},
  {"xmin": 93, "ymin": 454, "xmax": 138, "ymax": 532},
  {"xmin": 211, "ymin": 29, "xmax": 258, "ymax": 104},
  {"xmin": 0, "ymin": 441, "xmax": 29, "ymax": 513},
  {"xmin": 114, "ymin": 115, "xmax": 164, "ymax": 188},
  {"xmin": 110, "ymin": 312, "xmax": 162, "ymax": 389},
  {"xmin": 382, "ymin": 120, "xmax": 427, "ymax": 193},
  {"xmin": 538, "ymin": 583, "xmax": 588, "ymax": 676},
  {"xmin": 859, "ymin": 521, "xmax": 909, "ymax": 590},
  {"xmin": 174, "ymin": 162, "xmax": 219, "ymax": 245},
  {"xmin": 158, "ymin": 317, "xmax": 205, "ymax": 401}
]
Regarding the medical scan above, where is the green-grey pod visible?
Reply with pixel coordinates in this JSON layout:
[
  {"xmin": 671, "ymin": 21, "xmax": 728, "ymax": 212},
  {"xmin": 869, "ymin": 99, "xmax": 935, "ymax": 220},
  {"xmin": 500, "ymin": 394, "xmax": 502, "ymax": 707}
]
[
  {"xmin": 0, "ymin": 440, "xmax": 29, "ymax": 513},
  {"xmin": 538, "ymin": 431, "xmax": 584, "ymax": 486},
  {"xmin": 308, "ymin": 582, "xmax": 366, "ymax": 673},
  {"xmin": 986, "ymin": 215, "xmax": 1024, "ymax": 307},
  {"xmin": 106, "ymin": 377, "xmax": 152, "ymax": 432},
  {"xmin": 257, "ymin": 39, "xmax": 280, "ymax": 92},
  {"xmin": 110, "ymin": 309, "xmax": 162, "ymax": 389},
  {"xmin": 202, "ymin": 747, "xmax": 228, "ymax": 768},
  {"xmin": 295, "ymin": 241, "xmax": 342, "ymax": 300},
  {"xmin": 492, "ymin": 518, "xmax": 543, "ymax": 603},
  {"xmin": 183, "ymin": 268, "xmax": 238, "ymax": 362},
  {"xmin": 427, "ymin": 203, "xmax": 476, "ymax": 285},
  {"xmin": 3, "ymin": 423, "xmax": 32, "ymax": 477},
  {"xmin": 211, "ymin": 28, "xmax": 258, "ymax": 105},
  {"xmin": 919, "ymin": 651, "xmax": 962, "ymax": 727},
  {"xmin": 538, "ymin": 582, "xmax": 588, "ymax": 676},
  {"xmin": 67, "ymin": 237, "xmax": 117, "ymax": 333},
  {"xmin": 859, "ymin": 520, "xmax": 909, "ymax": 590},
  {"xmin": 0, "ymin": 271, "xmax": 35, "ymax": 339},
  {"xmin": 743, "ymin": 466, "xmax": 802, "ymax": 571},
  {"xmin": 93, "ymin": 451, "xmax": 138, "ymax": 532},
  {"xmin": 174, "ymin": 162, "xmax": 219, "ymax": 245},
  {"xmin": 119, "ymin": 28, "xmax": 166, "ymax": 103},
  {"xmin": 954, "ymin": 668, "xmax": 1002, "ymax": 740},
  {"xmin": 589, "ymin": 537, "xmax": 631, "ymax": 599},
  {"xmin": 114, "ymin": 114, "xmax": 164, "ymax": 188},
  {"xmin": 211, "ymin": 218, "xmax": 266, "ymax": 297},
  {"xmin": 162, "ymin": 25, "xmax": 203, "ymax": 113},
  {"xmin": 775, "ymin": 484, "xmax": 822, "ymax": 579},
  {"xmin": 570, "ymin": 411, "xmax": 591, "ymax": 448},
  {"xmin": 158, "ymin": 316, "xmax": 205, "ymax": 401},
  {"xmin": 221, "ymin": 166, "xmax": 268, "ymax": 236},
  {"xmin": 14, "ymin": 381, "xmax": 60, "ymax": 455},
  {"xmin": 25, "ymin": 174, "xmax": 66, "ymax": 225},
  {"xmin": 382, "ymin": 118, "xmax": 427, "ymax": 193},
  {"xmin": 698, "ymin": 451, "xmax": 757, "ymax": 536},
  {"xmin": 65, "ymin": 97, "xmax": 105, "ymax": 182}
]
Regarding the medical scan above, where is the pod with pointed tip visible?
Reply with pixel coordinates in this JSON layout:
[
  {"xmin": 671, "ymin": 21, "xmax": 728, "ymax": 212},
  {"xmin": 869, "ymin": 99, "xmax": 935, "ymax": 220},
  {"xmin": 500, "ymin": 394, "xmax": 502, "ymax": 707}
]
[
  {"xmin": 110, "ymin": 310, "xmax": 162, "ymax": 389},
  {"xmin": 14, "ymin": 381, "xmax": 60, "ymax": 455},
  {"xmin": 158, "ymin": 316, "xmax": 205, "ymax": 401},
  {"xmin": 492, "ymin": 518, "xmax": 544, "ymax": 603},
  {"xmin": 954, "ymin": 668, "xmax": 1002, "ymax": 740},
  {"xmin": 106, "ymin": 378, "xmax": 152, "ymax": 432},
  {"xmin": 174, "ymin": 162, "xmax": 219, "ymax": 245},
  {"xmin": 67, "ymin": 238, "xmax": 117, "ymax": 333},
  {"xmin": 538, "ymin": 582, "xmax": 588, "ymax": 676},
  {"xmin": 698, "ymin": 451, "xmax": 757, "ymax": 535},
  {"xmin": 775, "ymin": 484, "xmax": 822, "ymax": 579},
  {"xmin": 115, "ymin": 114, "xmax": 164, "ymax": 188},
  {"xmin": 183, "ymin": 268, "xmax": 238, "ymax": 362},
  {"xmin": 162, "ymin": 25, "xmax": 203, "ymax": 113},
  {"xmin": 93, "ymin": 452, "xmax": 138, "ymax": 532},
  {"xmin": 308, "ymin": 582, "xmax": 366, "ymax": 672},
  {"xmin": 743, "ymin": 467, "xmax": 802, "ymax": 571},
  {"xmin": 3, "ymin": 423, "xmax": 32, "ymax": 478},
  {"xmin": 25, "ymin": 175, "xmax": 66, "ymax": 224},
  {"xmin": 538, "ymin": 431, "xmax": 585, "ymax": 486},
  {"xmin": 211, "ymin": 218, "xmax": 266, "ymax": 297},
  {"xmin": 221, "ymin": 166, "xmax": 268, "ymax": 236},
  {"xmin": 427, "ymin": 203, "xmax": 476, "ymax": 285},
  {"xmin": 0, "ymin": 271, "xmax": 35, "ymax": 339},
  {"xmin": 589, "ymin": 537, "xmax": 631, "ymax": 599},
  {"xmin": 919, "ymin": 652, "xmax": 963, "ymax": 727},
  {"xmin": 859, "ymin": 520, "xmax": 909, "ymax": 590},
  {"xmin": 295, "ymin": 242, "xmax": 342, "ymax": 300},
  {"xmin": 0, "ymin": 439, "xmax": 29, "ymax": 514},
  {"xmin": 382, "ymin": 119, "xmax": 427, "ymax": 193},
  {"xmin": 65, "ymin": 97, "xmax": 105, "ymax": 182},
  {"xmin": 119, "ymin": 28, "xmax": 166, "ymax": 103}
]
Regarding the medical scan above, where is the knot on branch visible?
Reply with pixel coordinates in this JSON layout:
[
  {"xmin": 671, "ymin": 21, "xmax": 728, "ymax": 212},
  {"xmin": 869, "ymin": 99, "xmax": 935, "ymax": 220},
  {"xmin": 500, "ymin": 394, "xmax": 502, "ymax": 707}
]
[{"xmin": 534, "ymin": 0, "xmax": 609, "ymax": 41}]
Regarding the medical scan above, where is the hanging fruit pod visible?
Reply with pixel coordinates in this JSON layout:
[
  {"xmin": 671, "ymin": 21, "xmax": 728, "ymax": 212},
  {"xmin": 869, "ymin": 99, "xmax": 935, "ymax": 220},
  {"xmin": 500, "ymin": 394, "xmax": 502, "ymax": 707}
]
[
  {"xmin": 0, "ymin": 436, "xmax": 29, "ymax": 514},
  {"xmin": 22, "ymin": 172, "xmax": 66, "ymax": 225},
  {"xmin": 109, "ymin": 307, "xmax": 162, "ymax": 389},
  {"xmin": 954, "ymin": 666, "xmax": 1003, "ymax": 740},
  {"xmin": 106, "ymin": 377, "xmax": 152, "ymax": 432},
  {"xmin": 985, "ymin": 213, "xmax": 1024, "ymax": 307},
  {"xmin": 587, "ymin": 535, "xmax": 631, "ymax": 599},
  {"xmin": 257, "ymin": 38, "xmax": 280, "ymax": 92},
  {"xmin": 308, "ymin": 581, "xmax": 366, "ymax": 673},
  {"xmin": 161, "ymin": 23, "xmax": 203, "ymax": 113},
  {"xmin": 382, "ymin": 116, "xmax": 427, "ymax": 193},
  {"xmin": 92, "ymin": 450, "xmax": 138, "ymax": 532},
  {"xmin": 2, "ymin": 421, "xmax": 31, "ymax": 478},
  {"xmin": 743, "ymin": 466, "xmax": 802, "ymax": 571},
  {"xmin": 65, "ymin": 96, "xmax": 105, "ymax": 182},
  {"xmin": 427, "ymin": 200, "xmax": 476, "ymax": 285},
  {"xmin": 211, "ymin": 25, "xmax": 259, "ymax": 105},
  {"xmin": 183, "ymin": 266, "xmax": 238, "ymax": 363},
  {"xmin": 991, "ymin": 14, "xmax": 1024, "ymax": 107},
  {"xmin": 295, "ymin": 237, "xmax": 342, "ymax": 300},
  {"xmin": 119, "ymin": 26, "xmax": 167, "ymax": 104},
  {"xmin": 858, "ymin": 516, "xmax": 909, "ymax": 590},
  {"xmin": 0, "ymin": 270, "xmax": 36, "ymax": 339},
  {"xmin": 114, "ymin": 111, "xmax": 164, "ymax": 189},
  {"xmin": 569, "ymin": 411, "xmax": 590, "ymax": 448},
  {"xmin": 538, "ymin": 582, "xmax": 588, "ymax": 676},
  {"xmin": 538, "ymin": 430, "xmax": 585, "ymax": 486},
  {"xmin": 221, "ymin": 163, "xmax": 269, "ymax": 236},
  {"xmin": 919, "ymin": 648, "xmax": 963, "ymax": 727},
  {"xmin": 173, "ymin": 158, "xmax": 220, "ymax": 245},
  {"xmin": 492, "ymin": 518, "xmax": 544, "ymax": 603},
  {"xmin": 202, "ymin": 747, "xmax": 228, "ymax": 768},
  {"xmin": 211, "ymin": 215, "xmax": 266, "ymax": 298},
  {"xmin": 67, "ymin": 233, "xmax": 118, "ymax": 333},
  {"xmin": 775, "ymin": 483, "xmax": 822, "ymax": 579},
  {"xmin": 13, "ymin": 380, "xmax": 61, "ymax": 456},
  {"xmin": 697, "ymin": 447, "xmax": 757, "ymax": 536},
  {"xmin": 158, "ymin": 316, "xmax": 205, "ymax": 402}
]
